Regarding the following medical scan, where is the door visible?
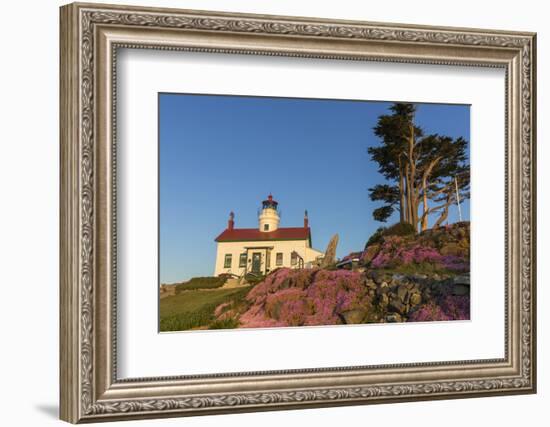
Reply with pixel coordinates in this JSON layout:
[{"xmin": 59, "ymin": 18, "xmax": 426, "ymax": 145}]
[{"xmin": 251, "ymin": 252, "xmax": 261, "ymax": 274}]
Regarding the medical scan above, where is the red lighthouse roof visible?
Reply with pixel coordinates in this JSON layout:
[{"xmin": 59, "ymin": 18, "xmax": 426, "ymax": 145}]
[{"xmin": 215, "ymin": 227, "xmax": 310, "ymax": 243}]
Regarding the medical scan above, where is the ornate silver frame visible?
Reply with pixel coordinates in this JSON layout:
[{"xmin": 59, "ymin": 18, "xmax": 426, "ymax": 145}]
[{"xmin": 60, "ymin": 2, "xmax": 537, "ymax": 423}]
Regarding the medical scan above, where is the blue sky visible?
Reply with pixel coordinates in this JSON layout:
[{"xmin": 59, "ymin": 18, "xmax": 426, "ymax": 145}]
[{"xmin": 159, "ymin": 93, "xmax": 470, "ymax": 283}]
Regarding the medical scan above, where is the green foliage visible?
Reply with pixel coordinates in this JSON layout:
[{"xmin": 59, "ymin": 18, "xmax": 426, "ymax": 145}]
[
  {"xmin": 366, "ymin": 222, "xmax": 416, "ymax": 248},
  {"xmin": 174, "ymin": 275, "xmax": 229, "ymax": 292},
  {"xmin": 208, "ymin": 318, "xmax": 240, "ymax": 329},
  {"xmin": 385, "ymin": 221, "xmax": 417, "ymax": 236},
  {"xmin": 366, "ymin": 226, "xmax": 387, "ymax": 248},
  {"xmin": 244, "ymin": 272, "xmax": 265, "ymax": 285},
  {"xmin": 372, "ymin": 205, "xmax": 394, "ymax": 222}
]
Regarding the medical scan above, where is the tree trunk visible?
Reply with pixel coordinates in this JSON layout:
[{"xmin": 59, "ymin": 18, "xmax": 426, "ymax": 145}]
[
  {"xmin": 398, "ymin": 157, "xmax": 405, "ymax": 223},
  {"xmin": 420, "ymin": 156, "xmax": 441, "ymax": 231},
  {"xmin": 404, "ymin": 163, "xmax": 413, "ymax": 226},
  {"xmin": 421, "ymin": 177, "xmax": 429, "ymax": 231},
  {"xmin": 434, "ymin": 195, "xmax": 452, "ymax": 228},
  {"xmin": 407, "ymin": 124, "xmax": 418, "ymax": 232}
]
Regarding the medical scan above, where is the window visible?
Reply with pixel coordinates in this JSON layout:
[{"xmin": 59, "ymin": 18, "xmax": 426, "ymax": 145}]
[
  {"xmin": 264, "ymin": 224, "xmax": 269, "ymax": 231},
  {"xmin": 224, "ymin": 254, "xmax": 232, "ymax": 268},
  {"xmin": 239, "ymin": 253, "xmax": 247, "ymax": 268},
  {"xmin": 276, "ymin": 252, "xmax": 283, "ymax": 266},
  {"xmin": 291, "ymin": 252, "xmax": 298, "ymax": 266}
]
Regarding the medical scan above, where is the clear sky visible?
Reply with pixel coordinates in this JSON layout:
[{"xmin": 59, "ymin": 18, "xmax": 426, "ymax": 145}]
[{"xmin": 159, "ymin": 93, "xmax": 470, "ymax": 283}]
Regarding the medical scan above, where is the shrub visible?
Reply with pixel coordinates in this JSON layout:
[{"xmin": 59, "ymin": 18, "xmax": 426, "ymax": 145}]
[
  {"xmin": 244, "ymin": 272, "xmax": 265, "ymax": 285},
  {"xmin": 175, "ymin": 275, "xmax": 228, "ymax": 292},
  {"xmin": 208, "ymin": 318, "xmax": 240, "ymax": 329},
  {"xmin": 365, "ymin": 222, "xmax": 416, "ymax": 248},
  {"xmin": 408, "ymin": 295, "xmax": 470, "ymax": 322},
  {"xmin": 385, "ymin": 222, "xmax": 417, "ymax": 237},
  {"xmin": 365, "ymin": 226, "xmax": 386, "ymax": 248}
]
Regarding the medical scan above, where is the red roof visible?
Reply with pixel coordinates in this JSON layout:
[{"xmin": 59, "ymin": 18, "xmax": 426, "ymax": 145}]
[{"xmin": 215, "ymin": 227, "xmax": 311, "ymax": 243}]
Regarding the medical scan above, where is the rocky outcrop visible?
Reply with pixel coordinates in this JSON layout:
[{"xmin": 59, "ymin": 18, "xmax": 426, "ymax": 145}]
[
  {"xmin": 213, "ymin": 267, "xmax": 470, "ymax": 328},
  {"xmin": 320, "ymin": 234, "xmax": 339, "ymax": 268},
  {"xmin": 361, "ymin": 222, "xmax": 470, "ymax": 273}
]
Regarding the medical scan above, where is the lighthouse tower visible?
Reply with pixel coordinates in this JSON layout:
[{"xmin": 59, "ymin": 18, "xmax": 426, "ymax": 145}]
[{"xmin": 258, "ymin": 194, "xmax": 280, "ymax": 232}]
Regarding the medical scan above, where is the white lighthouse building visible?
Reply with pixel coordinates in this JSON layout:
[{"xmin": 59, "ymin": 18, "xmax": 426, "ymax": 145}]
[{"xmin": 213, "ymin": 195, "xmax": 324, "ymax": 277}]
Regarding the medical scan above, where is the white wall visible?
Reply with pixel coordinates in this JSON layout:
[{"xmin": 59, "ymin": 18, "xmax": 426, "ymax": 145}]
[
  {"xmin": 0, "ymin": 1, "xmax": 546, "ymax": 426},
  {"xmin": 214, "ymin": 239, "xmax": 321, "ymax": 276}
]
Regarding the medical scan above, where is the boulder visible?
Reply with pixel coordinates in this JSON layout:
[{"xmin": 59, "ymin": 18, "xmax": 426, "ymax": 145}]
[
  {"xmin": 362, "ymin": 244, "xmax": 381, "ymax": 264},
  {"xmin": 397, "ymin": 285, "xmax": 408, "ymax": 302},
  {"xmin": 377, "ymin": 293, "xmax": 389, "ymax": 307},
  {"xmin": 388, "ymin": 298, "xmax": 405, "ymax": 315},
  {"xmin": 367, "ymin": 270, "xmax": 386, "ymax": 285},
  {"xmin": 453, "ymin": 275, "xmax": 470, "ymax": 285},
  {"xmin": 409, "ymin": 292, "xmax": 422, "ymax": 306},
  {"xmin": 339, "ymin": 309, "xmax": 367, "ymax": 324},
  {"xmin": 392, "ymin": 273, "xmax": 406, "ymax": 282},
  {"xmin": 385, "ymin": 313, "xmax": 403, "ymax": 323},
  {"xmin": 365, "ymin": 279, "xmax": 377, "ymax": 290},
  {"xmin": 320, "ymin": 234, "xmax": 339, "ymax": 268},
  {"xmin": 452, "ymin": 284, "xmax": 470, "ymax": 296}
]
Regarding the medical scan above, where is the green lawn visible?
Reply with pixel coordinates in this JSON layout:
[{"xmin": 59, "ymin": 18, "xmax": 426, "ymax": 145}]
[
  {"xmin": 173, "ymin": 276, "xmax": 228, "ymax": 292},
  {"xmin": 159, "ymin": 286, "xmax": 251, "ymax": 332}
]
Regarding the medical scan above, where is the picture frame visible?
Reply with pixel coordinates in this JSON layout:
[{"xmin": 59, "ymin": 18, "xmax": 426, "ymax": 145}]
[{"xmin": 59, "ymin": 2, "xmax": 537, "ymax": 423}]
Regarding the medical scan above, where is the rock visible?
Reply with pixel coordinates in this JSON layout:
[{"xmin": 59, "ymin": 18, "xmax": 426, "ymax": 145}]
[
  {"xmin": 410, "ymin": 292, "xmax": 422, "ymax": 306},
  {"xmin": 339, "ymin": 309, "xmax": 367, "ymax": 324},
  {"xmin": 388, "ymin": 299, "xmax": 405, "ymax": 315},
  {"xmin": 385, "ymin": 313, "xmax": 403, "ymax": 323},
  {"xmin": 376, "ymin": 286, "xmax": 389, "ymax": 299},
  {"xmin": 380, "ymin": 281, "xmax": 389, "ymax": 288},
  {"xmin": 365, "ymin": 279, "xmax": 377, "ymax": 290},
  {"xmin": 367, "ymin": 270, "xmax": 385, "ymax": 285},
  {"xmin": 452, "ymin": 284, "xmax": 470, "ymax": 296},
  {"xmin": 362, "ymin": 244, "xmax": 381, "ymax": 264},
  {"xmin": 377, "ymin": 293, "xmax": 389, "ymax": 307},
  {"xmin": 392, "ymin": 273, "xmax": 406, "ymax": 282},
  {"xmin": 320, "ymin": 234, "xmax": 339, "ymax": 267},
  {"xmin": 410, "ymin": 273, "xmax": 428, "ymax": 281},
  {"xmin": 397, "ymin": 285, "xmax": 408, "ymax": 301},
  {"xmin": 453, "ymin": 275, "xmax": 470, "ymax": 285}
]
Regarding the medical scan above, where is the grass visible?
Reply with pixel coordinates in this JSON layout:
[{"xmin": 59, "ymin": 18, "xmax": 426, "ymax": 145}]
[
  {"xmin": 159, "ymin": 286, "xmax": 251, "ymax": 332},
  {"xmin": 172, "ymin": 276, "xmax": 228, "ymax": 292}
]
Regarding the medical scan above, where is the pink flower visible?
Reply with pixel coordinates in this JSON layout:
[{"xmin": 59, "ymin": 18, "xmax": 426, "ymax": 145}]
[
  {"xmin": 409, "ymin": 295, "xmax": 470, "ymax": 322},
  {"xmin": 239, "ymin": 268, "xmax": 369, "ymax": 328}
]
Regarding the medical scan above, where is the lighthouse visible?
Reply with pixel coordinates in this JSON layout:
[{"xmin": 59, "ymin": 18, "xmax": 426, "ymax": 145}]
[
  {"xmin": 213, "ymin": 195, "xmax": 324, "ymax": 277},
  {"xmin": 259, "ymin": 194, "xmax": 280, "ymax": 232}
]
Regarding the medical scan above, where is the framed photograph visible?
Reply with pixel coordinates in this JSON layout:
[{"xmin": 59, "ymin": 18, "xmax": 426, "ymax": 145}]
[{"xmin": 60, "ymin": 2, "xmax": 537, "ymax": 423}]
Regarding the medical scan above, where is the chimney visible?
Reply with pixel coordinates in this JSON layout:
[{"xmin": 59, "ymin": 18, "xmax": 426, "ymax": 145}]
[
  {"xmin": 304, "ymin": 210, "xmax": 309, "ymax": 228},
  {"xmin": 228, "ymin": 211, "xmax": 235, "ymax": 230}
]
